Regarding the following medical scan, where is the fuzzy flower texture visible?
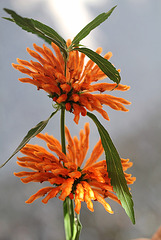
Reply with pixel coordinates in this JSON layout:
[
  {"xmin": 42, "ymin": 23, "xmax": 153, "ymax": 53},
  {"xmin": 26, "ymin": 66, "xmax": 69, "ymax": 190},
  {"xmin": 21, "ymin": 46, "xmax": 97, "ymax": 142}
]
[
  {"xmin": 14, "ymin": 123, "xmax": 135, "ymax": 214},
  {"xmin": 12, "ymin": 39, "xmax": 130, "ymax": 124}
]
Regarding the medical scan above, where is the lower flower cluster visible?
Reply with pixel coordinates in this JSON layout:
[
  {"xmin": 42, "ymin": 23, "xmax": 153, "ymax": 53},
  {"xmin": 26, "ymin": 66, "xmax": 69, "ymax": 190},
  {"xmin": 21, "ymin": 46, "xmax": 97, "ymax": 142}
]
[{"xmin": 14, "ymin": 123, "xmax": 135, "ymax": 214}]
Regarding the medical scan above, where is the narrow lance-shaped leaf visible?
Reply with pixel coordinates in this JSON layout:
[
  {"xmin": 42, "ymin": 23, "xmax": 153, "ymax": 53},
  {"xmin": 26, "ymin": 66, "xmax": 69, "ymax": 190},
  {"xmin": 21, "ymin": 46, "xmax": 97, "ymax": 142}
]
[
  {"xmin": 73, "ymin": 47, "xmax": 121, "ymax": 84},
  {"xmin": 71, "ymin": 6, "xmax": 116, "ymax": 47},
  {"xmin": 3, "ymin": 17, "xmax": 14, "ymax": 22},
  {"xmin": 31, "ymin": 19, "xmax": 67, "ymax": 50},
  {"xmin": 87, "ymin": 112, "xmax": 135, "ymax": 224},
  {"xmin": 0, "ymin": 110, "xmax": 58, "ymax": 168},
  {"xmin": 3, "ymin": 8, "xmax": 67, "ymax": 53}
]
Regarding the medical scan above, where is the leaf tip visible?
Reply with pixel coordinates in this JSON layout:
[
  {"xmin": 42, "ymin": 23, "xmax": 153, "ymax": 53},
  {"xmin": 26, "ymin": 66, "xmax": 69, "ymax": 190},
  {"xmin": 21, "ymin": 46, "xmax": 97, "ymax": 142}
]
[
  {"xmin": 131, "ymin": 212, "xmax": 136, "ymax": 225},
  {"xmin": 3, "ymin": 8, "xmax": 11, "ymax": 14},
  {"xmin": 106, "ymin": 5, "xmax": 117, "ymax": 16},
  {"xmin": 0, "ymin": 158, "xmax": 10, "ymax": 168},
  {"xmin": 112, "ymin": 5, "xmax": 117, "ymax": 11},
  {"xmin": 2, "ymin": 17, "xmax": 14, "ymax": 22}
]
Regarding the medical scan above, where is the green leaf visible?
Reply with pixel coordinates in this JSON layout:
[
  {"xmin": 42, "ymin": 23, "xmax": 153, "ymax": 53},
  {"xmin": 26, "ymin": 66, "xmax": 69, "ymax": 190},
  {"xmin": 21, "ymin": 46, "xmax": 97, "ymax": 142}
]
[
  {"xmin": 87, "ymin": 112, "xmax": 135, "ymax": 224},
  {"xmin": 31, "ymin": 19, "xmax": 66, "ymax": 48},
  {"xmin": 73, "ymin": 47, "xmax": 121, "ymax": 84},
  {"xmin": 72, "ymin": 6, "xmax": 116, "ymax": 47},
  {"xmin": 0, "ymin": 110, "xmax": 58, "ymax": 168},
  {"xmin": 3, "ymin": 8, "xmax": 67, "ymax": 52},
  {"xmin": 2, "ymin": 17, "xmax": 14, "ymax": 22}
]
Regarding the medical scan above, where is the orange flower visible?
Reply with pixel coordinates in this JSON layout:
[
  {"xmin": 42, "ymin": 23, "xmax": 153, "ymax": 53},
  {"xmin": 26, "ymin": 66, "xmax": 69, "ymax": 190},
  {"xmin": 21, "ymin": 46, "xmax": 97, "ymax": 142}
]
[
  {"xmin": 14, "ymin": 123, "xmax": 135, "ymax": 214},
  {"xmin": 12, "ymin": 40, "xmax": 131, "ymax": 124}
]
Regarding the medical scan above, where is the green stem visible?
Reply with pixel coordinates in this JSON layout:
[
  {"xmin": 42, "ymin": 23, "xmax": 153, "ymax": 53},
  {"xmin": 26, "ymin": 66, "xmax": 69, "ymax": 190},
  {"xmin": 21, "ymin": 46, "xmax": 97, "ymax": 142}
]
[
  {"xmin": 60, "ymin": 107, "xmax": 66, "ymax": 155},
  {"xmin": 63, "ymin": 196, "xmax": 75, "ymax": 240},
  {"xmin": 61, "ymin": 49, "xmax": 82, "ymax": 239},
  {"xmin": 61, "ymin": 107, "xmax": 75, "ymax": 240},
  {"xmin": 75, "ymin": 213, "xmax": 82, "ymax": 240}
]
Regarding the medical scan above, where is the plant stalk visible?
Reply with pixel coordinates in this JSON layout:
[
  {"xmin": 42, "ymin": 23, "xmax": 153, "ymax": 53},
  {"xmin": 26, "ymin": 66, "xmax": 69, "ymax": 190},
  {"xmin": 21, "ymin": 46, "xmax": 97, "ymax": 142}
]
[
  {"xmin": 61, "ymin": 108, "xmax": 76, "ymax": 240},
  {"xmin": 60, "ymin": 107, "xmax": 66, "ymax": 155},
  {"xmin": 61, "ymin": 47, "xmax": 82, "ymax": 240}
]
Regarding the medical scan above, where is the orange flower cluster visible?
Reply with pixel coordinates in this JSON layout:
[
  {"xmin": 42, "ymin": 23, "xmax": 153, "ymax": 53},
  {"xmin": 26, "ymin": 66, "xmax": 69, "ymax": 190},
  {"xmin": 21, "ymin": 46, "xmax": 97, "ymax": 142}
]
[
  {"xmin": 12, "ymin": 40, "xmax": 131, "ymax": 124},
  {"xmin": 14, "ymin": 123, "xmax": 135, "ymax": 214}
]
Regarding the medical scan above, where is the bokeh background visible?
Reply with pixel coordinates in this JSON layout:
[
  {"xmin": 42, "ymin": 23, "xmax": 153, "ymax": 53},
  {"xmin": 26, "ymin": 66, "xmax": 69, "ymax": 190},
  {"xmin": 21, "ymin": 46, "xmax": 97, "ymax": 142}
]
[{"xmin": 1, "ymin": 0, "xmax": 161, "ymax": 239}]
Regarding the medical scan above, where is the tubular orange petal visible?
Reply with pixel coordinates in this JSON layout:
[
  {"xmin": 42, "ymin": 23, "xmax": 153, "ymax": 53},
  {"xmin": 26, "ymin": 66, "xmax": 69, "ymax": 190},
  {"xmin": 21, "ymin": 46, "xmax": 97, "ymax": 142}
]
[
  {"xmin": 14, "ymin": 171, "xmax": 35, "ymax": 177},
  {"xmin": 84, "ymin": 190, "xmax": 94, "ymax": 212},
  {"xmin": 37, "ymin": 132, "xmax": 62, "ymax": 150},
  {"xmin": 81, "ymin": 93, "xmax": 102, "ymax": 109},
  {"xmin": 80, "ymin": 105, "xmax": 87, "ymax": 116},
  {"xmin": 17, "ymin": 156, "xmax": 40, "ymax": 163},
  {"xmin": 93, "ymin": 107, "xmax": 110, "ymax": 121},
  {"xmin": 26, "ymin": 187, "xmax": 54, "ymax": 203},
  {"xmin": 17, "ymin": 58, "xmax": 33, "ymax": 68},
  {"xmin": 18, "ymin": 78, "xmax": 42, "ymax": 90},
  {"xmin": 73, "ymin": 103, "xmax": 81, "ymax": 124},
  {"xmin": 82, "ymin": 181, "xmax": 94, "ymax": 199},
  {"xmin": 65, "ymin": 102, "xmax": 72, "ymax": 111},
  {"xmin": 27, "ymin": 47, "xmax": 47, "ymax": 65},
  {"xmin": 76, "ymin": 183, "xmax": 84, "ymax": 201},
  {"xmin": 68, "ymin": 171, "xmax": 81, "ymax": 179},
  {"xmin": 74, "ymin": 195, "xmax": 82, "ymax": 214},
  {"xmin": 56, "ymin": 94, "xmax": 68, "ymax": 104},
  {"xmin": 106, "ymin": 192, "xmax": 121, "ymax": 204},
  {"xmin": 47, "ymin": 144, "xmax": 68, "ymax": 163},
  {"xmin": 94, "ymin": 191, "xmax": 113, "ymax": 214},
  {"xmin": 79, "ymin": 95, "xmax": 93, "ymax": 111},
  {"xmin": 65, "ymin": 126, "xmax": 76, "ymax": 163},
  {"xmin": 104, "ymin": 51, "xmax": 113, "ymax": 60},
  {"xmin": 60, "ymin": 83, "xmax": 71, "ymax": 93},
  {"xmin": 49, "ymin": 177, "xmax": 66, "ymax": 185},
  {"xmin": 94, "ymin": 94, "xmax": 131, "ymax": 105},
  {"xmin": 89, "ymin": 83, "xmax": 130, "ymax": 92},
  {"xmin": 70, "ymin": 93, "xmax": 80, "ymax": 102},
  {"xmin": 42, "ymin": 187, "xmax": 61, "ymax": 204},
  {"xmin": 77, "ymin": 122, "xmax": 89, "ymax": 167},
  {"xmin": 64, "ymin": 162, "xmax": 77, "ymax": 171},
  {"xmin": 51, "ymin": 42, "xmax": 64, "ymax": 72},
  {"xmin": 84, "ymin": 139, "xmax": 103, "ymax": 168},
  {"xmin": 59, "ymin": 178, "xmax": 74, "ymax": 201}
]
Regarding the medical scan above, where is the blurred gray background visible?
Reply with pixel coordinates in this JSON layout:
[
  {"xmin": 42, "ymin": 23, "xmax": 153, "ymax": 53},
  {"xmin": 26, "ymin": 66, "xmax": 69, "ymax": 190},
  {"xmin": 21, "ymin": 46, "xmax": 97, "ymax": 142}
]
[{"xmin": 1, "ymin": 0, "xmax": 161, "ymax": 239}]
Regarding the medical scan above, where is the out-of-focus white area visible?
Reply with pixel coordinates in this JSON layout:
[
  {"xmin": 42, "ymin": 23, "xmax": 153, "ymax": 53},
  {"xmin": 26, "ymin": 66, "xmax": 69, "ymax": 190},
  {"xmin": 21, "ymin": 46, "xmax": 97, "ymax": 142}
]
[
  {"xmin": 0, "ymin": 0, "xmax": 161, "ymax": 239},
  {"xmin": 9, "ymin": 0, "xmax": 107, "ymax": 47}
]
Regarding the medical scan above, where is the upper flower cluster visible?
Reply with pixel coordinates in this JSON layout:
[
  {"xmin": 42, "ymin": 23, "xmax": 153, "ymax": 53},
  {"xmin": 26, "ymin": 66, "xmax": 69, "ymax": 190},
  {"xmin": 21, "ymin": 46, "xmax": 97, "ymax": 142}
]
[
  {"xmin": 12, "ymin": 40, "xmax": 131, "ymax": 124},
  {"xmin": 14, "ymin": 123, "xmax": 135, "ymax": 214}
]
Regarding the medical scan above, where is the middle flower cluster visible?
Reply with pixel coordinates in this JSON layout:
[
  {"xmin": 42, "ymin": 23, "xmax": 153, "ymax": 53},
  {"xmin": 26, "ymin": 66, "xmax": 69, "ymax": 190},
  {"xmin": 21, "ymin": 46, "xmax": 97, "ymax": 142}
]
[{"xmin": 12, "ymin": 39, "xmax": 131, "ymax": 124}]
